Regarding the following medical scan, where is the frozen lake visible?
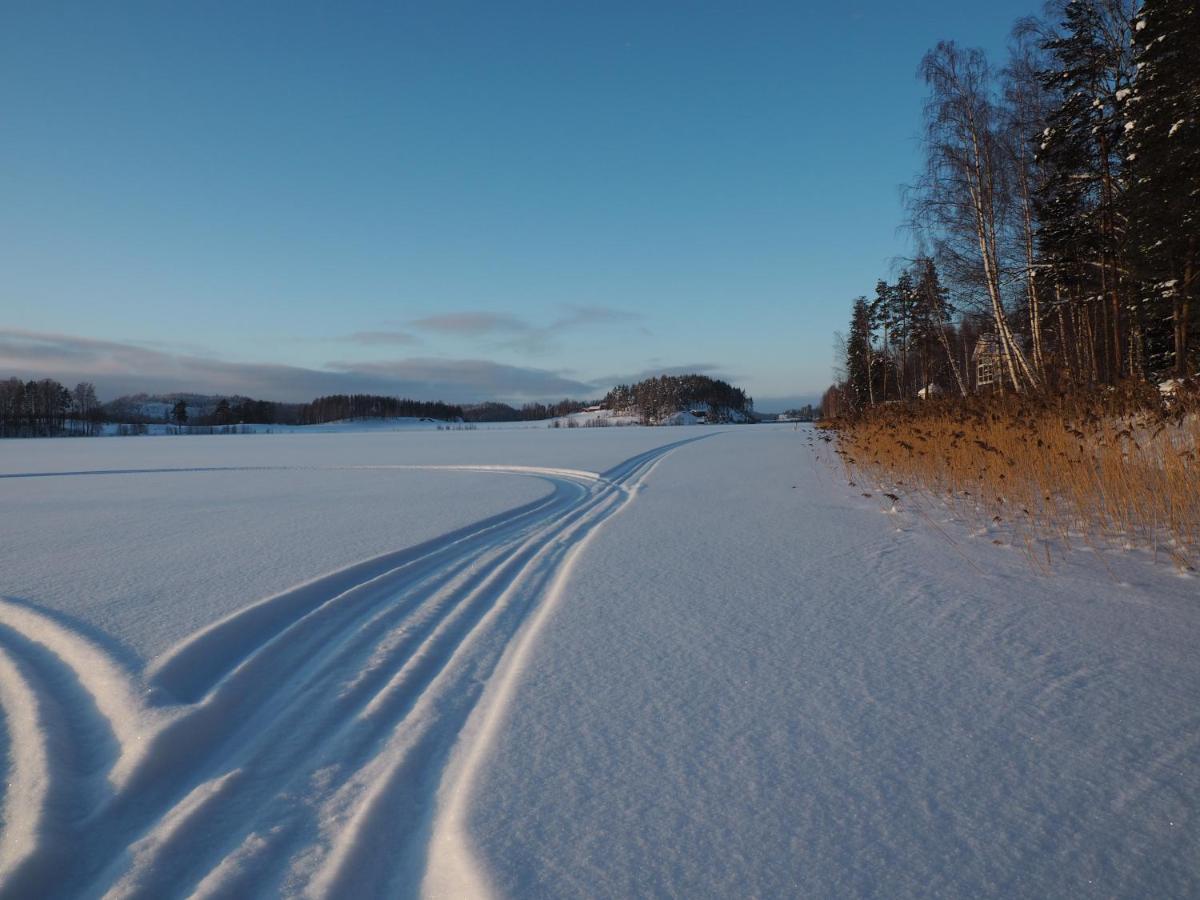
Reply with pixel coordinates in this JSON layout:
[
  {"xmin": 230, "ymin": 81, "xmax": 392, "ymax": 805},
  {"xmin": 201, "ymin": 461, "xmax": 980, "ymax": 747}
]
[{"xmin": 1, "ymin": 424, "xmax": 1197, "ymax": 897}]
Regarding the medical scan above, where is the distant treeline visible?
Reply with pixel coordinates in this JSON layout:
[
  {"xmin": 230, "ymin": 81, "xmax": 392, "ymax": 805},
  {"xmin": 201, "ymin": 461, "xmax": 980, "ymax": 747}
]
[
  {"xmin": 0, "ymin": 379, "xmax": 300, "ymax": 436},
  {"xmin": 604, "ymin": 374, "xmax": 752, "ymax": 423},
  {"xmin": 297, "ymin": 394, "xmax": 463, "ymax": 425},
  {"xmin": 0, "ymin": 378, "xmax": 603, "ymax": 437},
  {"xmin": 0, "ymin": 374, "xmax": 754, "ymax": 436},
  {"xmin": 0, "ymin": 378, "xmax": 102, "ymax": 437},
  {"xmin": 461, "ymin": 399, "xmax": 593, "ymax": 422},
  {"xmin": 105, "ymin": 393, "xmax": 299, "ymax": 426},
  {"xmin": 297, "ymin": 396, "xmax": 598, "ymax": 425}
]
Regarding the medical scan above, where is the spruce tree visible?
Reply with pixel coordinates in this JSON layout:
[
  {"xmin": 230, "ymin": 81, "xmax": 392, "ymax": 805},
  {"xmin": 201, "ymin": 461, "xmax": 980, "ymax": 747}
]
[
  {"xmin": 1123, "ymin": 0, "xmax": 1200, "ymax": 377},
  {"xmin": 847, "ymin": 297, "xmax": 874, "ymax": 411},
  {"xmin": 870, "ymin": 280, "xmax": 893, "ymax": 400},
  {"xmin": 1037, "ymin": 0, "xmax": 1135, "ymax": 381}
]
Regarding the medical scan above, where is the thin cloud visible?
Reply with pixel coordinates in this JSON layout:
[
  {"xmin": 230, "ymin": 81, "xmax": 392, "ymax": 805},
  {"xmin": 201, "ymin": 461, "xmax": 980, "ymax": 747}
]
[
  {"xmin": 410, "ymin": 305, "xmax": 643, "ymax": 356},
  {"xmin": 498, "ymin": 305, "xmax": 644, "ymax": 356},
  {"xmin": 409, "ymin": 312, "xmax": 529, "ymax": 336},
  {"xmin": 0, "ymin": 328, "xmax": 597, "ymax": 404},
  {"xmin": 591, "ymin": 362, "xmax": 731, "ymax": 388},
  {"xmin": 548, "ymin": 305, "xmax": 641, "ymax": 329},
  {"xmin": 332, "ymin": 358, "xmax": 596, "ymax": 400},
  {"xmin": 339, "ymin": 330, "xmax": 421, "ymax": 346}
]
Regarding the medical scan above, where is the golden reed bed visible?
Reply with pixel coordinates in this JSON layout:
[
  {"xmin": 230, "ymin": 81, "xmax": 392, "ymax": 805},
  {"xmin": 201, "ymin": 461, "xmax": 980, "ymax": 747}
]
[{"xmin": 825, "ymin": 385, "xmax": 1200, "ymax": 571}]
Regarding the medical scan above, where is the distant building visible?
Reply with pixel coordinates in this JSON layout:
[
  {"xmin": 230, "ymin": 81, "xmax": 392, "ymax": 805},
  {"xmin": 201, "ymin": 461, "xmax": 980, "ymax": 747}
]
[{"xmin": 973, "ymin": 335, "xmax": 1003, "ymax": 391}]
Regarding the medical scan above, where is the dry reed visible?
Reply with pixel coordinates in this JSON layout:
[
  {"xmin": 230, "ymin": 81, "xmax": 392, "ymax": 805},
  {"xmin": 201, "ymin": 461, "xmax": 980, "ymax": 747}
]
[{"xmin": 826, "ymin": 383, "xmax": 1200, "ymax": 570}]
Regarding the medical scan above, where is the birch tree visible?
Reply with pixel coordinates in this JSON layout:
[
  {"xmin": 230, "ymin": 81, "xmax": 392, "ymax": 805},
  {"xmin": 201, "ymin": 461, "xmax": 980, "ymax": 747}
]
[{"xmin": 915, "ymin": 41, "xmax": 1039, "ymax": 392}]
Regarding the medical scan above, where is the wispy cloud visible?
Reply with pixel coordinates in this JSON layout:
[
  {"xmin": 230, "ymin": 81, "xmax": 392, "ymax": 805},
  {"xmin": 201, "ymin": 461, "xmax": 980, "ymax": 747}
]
[
  {"xmin": 329, "ymin": 358, "xmax": 596, "ymax": 400},
  {"xmin": 590, "ymin": 362, "xmax": 730, "ymax": 388},
  {"xmin": 409, "ymin": 305, "xmax": 642, "ymax": 356},
  {"xmin": 338, "ymin": 330, "xmax": 421, "ymax": 346},
  {"xmin": 548, "ymin": 305, "xmax": 640, "ymax": 329},
  {"xmin": 408, "ymin": 312, "xmax": 528, "ymax": 336},
  {"xmin": 0, "ymin": 328, "xmax": 597, "ymax": 403}
]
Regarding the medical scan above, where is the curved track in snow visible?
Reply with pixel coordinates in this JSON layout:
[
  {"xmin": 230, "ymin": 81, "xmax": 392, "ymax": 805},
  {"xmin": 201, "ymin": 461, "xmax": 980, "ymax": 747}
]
[{"xmin": 0, "ymin": 437, "xmax": 707, "ymax": 899}]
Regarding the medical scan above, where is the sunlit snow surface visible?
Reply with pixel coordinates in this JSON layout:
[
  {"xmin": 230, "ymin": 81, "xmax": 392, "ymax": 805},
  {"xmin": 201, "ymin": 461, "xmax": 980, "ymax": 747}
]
[{"xmin": 1, "ymin": 425, "xmax": 1197, "ymax": 898}]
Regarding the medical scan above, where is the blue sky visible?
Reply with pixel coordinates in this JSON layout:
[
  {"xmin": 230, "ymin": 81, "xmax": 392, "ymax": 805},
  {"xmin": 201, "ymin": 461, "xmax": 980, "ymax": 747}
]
[{"xmin": 1, "ymin": 1, "xmax": 1034, "ymax": 408}]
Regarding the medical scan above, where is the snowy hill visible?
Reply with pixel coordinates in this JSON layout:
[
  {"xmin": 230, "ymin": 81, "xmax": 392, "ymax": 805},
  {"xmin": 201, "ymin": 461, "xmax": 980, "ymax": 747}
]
[{"xmin": 105, "ymin": 392, "xmax": 229, "ymax": 420}]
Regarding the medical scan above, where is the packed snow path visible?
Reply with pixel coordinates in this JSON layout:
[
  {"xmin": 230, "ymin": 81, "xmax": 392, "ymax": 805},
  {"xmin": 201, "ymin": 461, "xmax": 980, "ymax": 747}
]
[{"xmin": 0, "ymin": 438, "xmax": 706, "ymax": 898}]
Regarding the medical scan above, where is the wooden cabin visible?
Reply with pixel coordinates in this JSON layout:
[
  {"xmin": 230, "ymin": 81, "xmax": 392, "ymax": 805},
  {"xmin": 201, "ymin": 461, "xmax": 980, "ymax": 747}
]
[{"xmin": 972, "ymin": 335, "xmax": 1002, "ymax": 391}]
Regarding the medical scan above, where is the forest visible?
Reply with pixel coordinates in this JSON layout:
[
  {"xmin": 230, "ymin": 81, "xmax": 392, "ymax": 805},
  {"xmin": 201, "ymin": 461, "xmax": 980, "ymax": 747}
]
[
  {"xmin": 0, "ymin": 381, "xmax": 601, "ymax": 436},
  {"xmin": 824, "ymin": 0, "xmax": 1197, "ymax": 415},
  {"xmin": 818, "ymin": 0, "xmax": 1199, "ymax": 572},
  {"xmin": 0, "ymin": 371, "xmax": 764, "ymax": 436},
  {"xmin": 461, "ymin": 399, "xmax": 594, "ymax": 423},
  {"xmin": 297, "ymin": 394, "xmax": 464, "ymax": 424},
  {"xmin": 0, "ymin": 378, "xmax": 104, "ymax": 437},
  {"xmin": 604, "ymin": 374, "xmax": 752, "ymax": 423}
]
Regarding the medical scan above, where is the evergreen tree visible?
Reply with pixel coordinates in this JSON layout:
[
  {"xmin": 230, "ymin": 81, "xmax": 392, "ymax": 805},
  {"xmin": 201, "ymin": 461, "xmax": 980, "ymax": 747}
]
[
  {"xmin": 891, "ymin": 270, "xmax": 919, "ymax": 397},
  {"xmin": 912, "ymin": 257, "xmax": 967, "ymax": 395},
  {"xmin": 847, "ymin": 297, "xmax": 874, "ymax": 411},
  {"xmin": 869, "ymin": 280, "xmax": 892, "ymax": 400},
  {"xmin": 1123, "ymin": 0, "xmax": 1200, "ymax": 377},
  {"xmin": 1037, "ymin": 0, "xmax": 1136, "ymax": 380}
]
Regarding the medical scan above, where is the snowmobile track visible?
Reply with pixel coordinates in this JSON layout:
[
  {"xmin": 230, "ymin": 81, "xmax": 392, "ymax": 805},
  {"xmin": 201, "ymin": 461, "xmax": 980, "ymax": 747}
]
[{"xmin": 0, "ymin": 435, "xmax": 710, "ymax": 899}]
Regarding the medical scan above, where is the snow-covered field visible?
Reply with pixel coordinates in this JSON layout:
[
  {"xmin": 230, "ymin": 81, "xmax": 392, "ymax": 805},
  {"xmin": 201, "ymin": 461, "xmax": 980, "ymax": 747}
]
[{"xmin": 1, "ymin": 425, "xmax": 1197, "ymax": 897}]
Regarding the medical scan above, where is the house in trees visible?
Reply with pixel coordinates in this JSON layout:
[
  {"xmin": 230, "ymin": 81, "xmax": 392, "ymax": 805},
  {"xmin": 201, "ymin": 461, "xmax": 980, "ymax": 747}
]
[{"xmin": 973, "ymin": 335, "xmax": 1003, "ymax": 391}]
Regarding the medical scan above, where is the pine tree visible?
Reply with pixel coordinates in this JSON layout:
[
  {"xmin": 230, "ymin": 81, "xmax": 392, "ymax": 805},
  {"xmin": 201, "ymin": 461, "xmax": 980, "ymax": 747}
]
[
  {"xmin": 869, "ymin": 280, "xmax": 892, "ymax": 400},
  {"xmin": 891, "ymin": 270, "xmax": 919, "ymax": 397},
  {"xmin": 1123, "ymin": 0, "xmax": 1200, "ymax": 377},
  {"xmin": 913, "ymin": 257, "xmax": 967, "ymax": 395},
  {"xmin": 1037, "ymin": 0, "xmax": 1136, "ymax": 381},
  {"xmin": 847, "ymin": 297, "xmax": 874, "ymax": 412}
]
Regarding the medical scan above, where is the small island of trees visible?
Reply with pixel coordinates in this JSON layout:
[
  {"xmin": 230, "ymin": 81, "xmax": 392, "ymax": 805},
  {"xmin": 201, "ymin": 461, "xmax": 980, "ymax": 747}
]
[{"xmin": 604, "ymin": 374, "xmax": 752, "ymax": 423}]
